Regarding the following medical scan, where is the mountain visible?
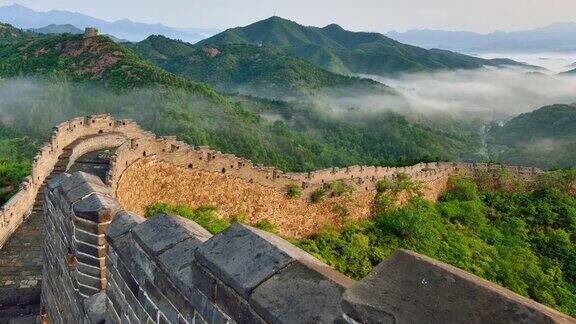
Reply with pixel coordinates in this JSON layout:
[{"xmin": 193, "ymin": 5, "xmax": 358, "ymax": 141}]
[
  {"xmin": 0, "ymin": 31, "xmax": 220, "ymax": 97},
  {"xmin": 33, "ymin": 23, "xmax": 82, "ymax": 34},
  {"xmin": 129, "ymin": 35, "xmax": 391, "ymax": 97},
  {"xmin": 488, "ymin": 104, "xmax": 576, "ymax": 168},
  {"xmin": 387, "ymin": 22, "xmax": 576, "ymax": 53},
  {"xmin": 0, "ymin": 21, "xmax": 34, "ymax": 45},
  {"xmin": 0, "ymin": 3, "xmax": 214, "ymax": 43},
  {"xmin": 198, "ymin": 16, "xmax": 531, "ymax": 76},
  {"xmin": 0, "ymin": 30, "xmax": 481, "ymax": 173}
]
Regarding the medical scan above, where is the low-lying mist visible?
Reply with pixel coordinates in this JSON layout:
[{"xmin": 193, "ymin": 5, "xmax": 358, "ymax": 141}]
[{"xmin": 362, "ymin": 69, "xmax": 576, "ymax": 120}]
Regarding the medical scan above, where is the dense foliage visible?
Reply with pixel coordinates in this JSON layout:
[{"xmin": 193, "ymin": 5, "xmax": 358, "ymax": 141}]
[
  {"xmin": 198, "ymin": 17, "xmax": 528, "ymax": 76},
  {"xmin": 0, "ymin": 33, "xmax": 221, "ymax": 99},
  {"xmin": 299, "ymin": 171, "xmax": 576, "ymax": 316},
  {"xmin": 488, "ymin": 104, "xmax": 576, "ymax": 168},
  {"xmin": 0, "ymin": 77, "xmax": 479, "ymax": 173},
  {"xmin": 0, "ymin": 22, "xmax": 35, "ymax": 45},
  {"xmin": 129, "ymin": 36, "xmax": 388, "ymax": 98},
  {"xmin": 0, "ymin": 126, "xmax": 38, "ymax": 204}
]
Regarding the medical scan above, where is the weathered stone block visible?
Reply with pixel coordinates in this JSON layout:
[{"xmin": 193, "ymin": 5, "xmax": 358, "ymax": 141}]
[
  {"xmin": 75, "ymin": 227, "xmax": 106, "ymax": 246},
  {"xmin": 46, "ymin": 173, "xmax": 70, "ymax": 191},
  {"xmin": 64, "ymin": 179, "xmax": 111, "ymax": 207},
  {"xmin": 250, "ymin": 261, "xmax": 350, "ymax": 324},
  {"xmin": 189, "ymin": 261, "xmax": 216, "ymax": 301},
  {"xmin": 72, "ymin": 192, "xmax": 120, "ymax": 223},
  {"xmin": 84, "ymin": 291, "xmax": 108, "ymax": 323},
  {"xmin": 158, "ymin": 237, "xmax": 208, "ymax": 275},
  {"xmin": 132, "ymin": 213, "xmax": 211, "ymax": 257},
  {"xmin": 106, "ymin": 210, "xmax": 145, "ymax": 240},
  {"xmin": 73, "ymin": 216, "xmax": 109, "ymax": 235},
  {"xmin": 342, "ymin": 249, "xmax": 575, "ymax": 324},
  {"xmin": 215, "ymin": 279, "xmax": 266, "ymax": 324},
  {"xmin": 59, "ymin": 171, "xmax": 103, "ymax": 193},
  {"xmin": 195, "ymin": 223, "xmax": 333, "ymax": 298}
]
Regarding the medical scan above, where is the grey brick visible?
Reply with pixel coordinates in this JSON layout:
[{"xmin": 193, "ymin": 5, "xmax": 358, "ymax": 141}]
[
  {"xmin": 132, "ymin": 213, "xmax": 211, "ymax": 257},
  {"xmin": 250, "ymin": 261, "xmax": 350, "ymax": 324},
  {"xmin": 106, "ymin": 210, "xmax": 145, "ymax": 239},
  {"xmin": 195, "ymin": 223, "xmax": 330, "ymax": 298},
  {"xmin": 72, "ymin": 192, "xmax": 120, "ymax": 223}
]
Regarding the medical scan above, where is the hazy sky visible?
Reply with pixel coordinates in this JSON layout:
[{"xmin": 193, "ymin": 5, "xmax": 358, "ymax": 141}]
[{"xmin": 1, "ymin": 0, "xmax": 575, "ymax": 33}]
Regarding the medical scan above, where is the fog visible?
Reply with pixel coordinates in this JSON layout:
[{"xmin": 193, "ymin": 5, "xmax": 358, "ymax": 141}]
[
  {"xmin": 475, "ymin": 52, "xmax": 576, "ymax": 74},
  {"xmin": 364, "ymin": 69, "xmax": 576, "ymax": 120}
]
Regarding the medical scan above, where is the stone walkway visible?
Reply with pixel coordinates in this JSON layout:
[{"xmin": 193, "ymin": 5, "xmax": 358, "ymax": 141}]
[{"xmin": 0, "ymin": 143, "xmax": 115, "ymax": 323}]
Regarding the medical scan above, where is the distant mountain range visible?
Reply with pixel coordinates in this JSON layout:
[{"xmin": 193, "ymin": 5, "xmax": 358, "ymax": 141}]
[
  {"xmin": 198, "ymin": 17, "xmax": 533, "ymax": 76},
  {"xmin": 387, "ymin": 22, "xmax": 576, "ymax": 53},
  {"xmin": 31, "ymin": 23, "xmax": 129, "ymax": 43},
  {"xmin": 32, "ymin": 23, "xmax": 82, "ymax": 34},
  {"xmin": 0, "ymin": 3, "xmax": 220, "ymax": 43}
]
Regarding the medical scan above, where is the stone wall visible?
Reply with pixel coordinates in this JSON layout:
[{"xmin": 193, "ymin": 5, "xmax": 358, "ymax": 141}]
[
  {"xmin": 2, "ymin": 114, "xmax": 543, "ymax": 247},
  {"xmin": 41, "ymin": 171, "xmax": 575, "ymax": 323},
  {"xmin": 0, "ymin": 115, "xmax": 147, "ymax": 249},
  {"xmin": 41, "ymin": 172, "xmax": 119, "ymax": 322}
]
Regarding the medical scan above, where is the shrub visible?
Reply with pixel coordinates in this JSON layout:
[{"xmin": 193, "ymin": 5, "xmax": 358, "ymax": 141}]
[
  {"xmin": 145, "ymin": 202, "xmax": 230, "ymax": 234},
  {"xmin": 330, "ymin": 180, "xmax": 353, "ymax": 197},
  {"xmin": 287, "ymin": 183, "xmax": 301, "ymax": 198},
  {"xmin": 310, "ymin": 188, "xmax": 326, "ymax": 203},
  {"xmin": 254, "ymin": 219, "xmax": 277, "ymax": 233}
]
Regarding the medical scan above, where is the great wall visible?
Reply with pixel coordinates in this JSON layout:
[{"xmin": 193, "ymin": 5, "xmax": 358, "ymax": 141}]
[{"xmin": 0, "ymin": 115, "xmax": 574, "ymax": 323}]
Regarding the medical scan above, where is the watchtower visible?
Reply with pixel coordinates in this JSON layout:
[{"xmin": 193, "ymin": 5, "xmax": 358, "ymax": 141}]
[{"xmin": 84, "ymin": 27, "xmax": 99, "ymax": 38}]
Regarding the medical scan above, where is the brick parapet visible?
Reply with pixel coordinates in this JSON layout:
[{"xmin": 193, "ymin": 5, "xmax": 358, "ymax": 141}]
[{"xmin": 39, "ymin": 171, "xmax": 573, "ymax": 323}]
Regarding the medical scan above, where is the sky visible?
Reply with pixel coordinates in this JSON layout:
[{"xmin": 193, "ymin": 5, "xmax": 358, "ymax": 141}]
[{"xmin": 0, "ymin": 0, "xmax": 575, "ymax": 33}]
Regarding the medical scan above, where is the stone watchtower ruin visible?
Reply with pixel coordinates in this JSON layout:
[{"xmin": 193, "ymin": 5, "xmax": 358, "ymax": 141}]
[{"xmin": 84, "ymin": 27, "xmax": 99, "ymax": 38}]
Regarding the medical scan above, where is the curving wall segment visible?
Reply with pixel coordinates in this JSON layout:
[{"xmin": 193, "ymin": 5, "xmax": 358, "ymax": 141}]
[
  {"xmin": 2, "ymin": 115, "xmax": 545, "ymax": 248},
  {"xmin": 0, "ymin": 115, "xmax": 148, "ymax": 248}
]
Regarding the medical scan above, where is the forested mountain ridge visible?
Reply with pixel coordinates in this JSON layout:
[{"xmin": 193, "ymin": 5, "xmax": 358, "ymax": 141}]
[
  {"xmin": 0, "ymin": 27, "xmax": 483, "ymax": 201},
  {"xmin": 198, "ymin": 16, "xmax": 532, "ymax": 76},
  {"xmin": 129, "ymin": 35, "xmax": 392, "ymax": 97},
  {"xmin": 488, "ymin": 104, "xmax": 576, "ymax": 168},
  {"xmin": 0, "ymin": 32, "xmax": 222, "ymax": 100}
]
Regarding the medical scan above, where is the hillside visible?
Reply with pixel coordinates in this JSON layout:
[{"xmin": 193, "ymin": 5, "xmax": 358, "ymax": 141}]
[
  {"xmin": 33, "ymin": 23, "xmax": 82, "ymax": 34},
  {"xmin": 0, "ymin": 31, "xmax": 482, "ymax": 175},
  {"xmin": 488, "ymin": 104, "xmax": 576, "ymax": 168},
  {"xmin": 0, "ymin": 32, "xmax": 220, "ymax": 97},
  {"xmin": 198, "ymin": 17, "xmax": 530, "ymax": 76},
  {"xmin": 0, "ymin": 21, "xmax": 34, "ymax": 45},
  {"xmin": 129, "ymin": 35, "xmax": 390, "ymax": 97}
]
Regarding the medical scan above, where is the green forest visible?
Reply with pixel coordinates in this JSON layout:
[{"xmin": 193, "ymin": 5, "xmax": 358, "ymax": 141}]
[
  {"xmin": 299, "ymin": 171, "xmax": 576, "ymax": 316},
  {"xmin": 128, "ymin": 36, "xmax": 388, "ymax": 98},
  {"xmin": 198, "ymin": 16, "xmax": 531, "ymax": 76}
]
